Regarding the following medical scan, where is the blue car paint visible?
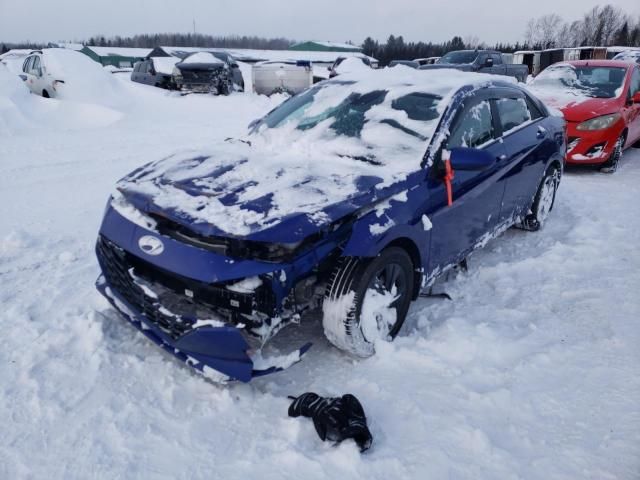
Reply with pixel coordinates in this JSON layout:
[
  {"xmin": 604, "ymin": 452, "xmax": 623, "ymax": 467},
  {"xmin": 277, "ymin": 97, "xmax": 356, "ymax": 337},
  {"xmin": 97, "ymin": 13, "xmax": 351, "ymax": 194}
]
[{"xmin": 96, "ymin": 80, "xmax": 565, "ymax": 382}]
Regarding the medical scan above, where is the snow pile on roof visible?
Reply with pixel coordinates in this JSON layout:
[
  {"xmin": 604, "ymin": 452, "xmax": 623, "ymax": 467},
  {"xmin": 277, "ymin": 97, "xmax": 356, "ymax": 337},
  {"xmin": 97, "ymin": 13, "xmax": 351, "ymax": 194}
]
[
  {"xmin": 180, "ymin": 52, "xmax": 224, "ymax": 65},
  {"xmin": 158, "ymin": 46, "xmax": 375, "ymax": 65},
  {"xmin": 151, "ymin": 56, "xmax": 179, "ymax": 75},
  {"xmin": 335, "ymin": 57, "xmax": 371, "ymax": 75},
  {"xmin": 84, "ymin": 46, "xmax": 152, "ymax": 58},
  {"xmin": 118, "ymin": 68, "xmax": 502, "ymax": 237}
]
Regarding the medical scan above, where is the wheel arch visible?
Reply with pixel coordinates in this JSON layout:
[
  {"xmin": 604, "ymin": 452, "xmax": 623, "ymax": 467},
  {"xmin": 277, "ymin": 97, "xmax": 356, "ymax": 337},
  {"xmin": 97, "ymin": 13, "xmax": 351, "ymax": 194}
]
[{"xmin": 385, "ymin": 237, "xmax": 423, "ymax": 300}]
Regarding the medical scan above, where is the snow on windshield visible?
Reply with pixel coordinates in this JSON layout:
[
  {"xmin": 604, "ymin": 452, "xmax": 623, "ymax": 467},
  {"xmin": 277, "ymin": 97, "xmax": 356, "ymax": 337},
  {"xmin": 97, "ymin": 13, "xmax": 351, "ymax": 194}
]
[
  {"xmin": 118, "ymin": 68, "xmax": 498, "ymax": 236},
  {"xmin": 530, "ymin": 64, "xmax": 626, "ymax": 105}
]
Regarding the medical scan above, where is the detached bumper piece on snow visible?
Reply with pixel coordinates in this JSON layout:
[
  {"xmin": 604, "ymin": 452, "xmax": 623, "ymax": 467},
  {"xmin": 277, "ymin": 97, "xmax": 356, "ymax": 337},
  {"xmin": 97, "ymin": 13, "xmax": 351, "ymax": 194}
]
[{"xmin": 95, "ymin": 236, "xmax": 311, "ymax": 383}]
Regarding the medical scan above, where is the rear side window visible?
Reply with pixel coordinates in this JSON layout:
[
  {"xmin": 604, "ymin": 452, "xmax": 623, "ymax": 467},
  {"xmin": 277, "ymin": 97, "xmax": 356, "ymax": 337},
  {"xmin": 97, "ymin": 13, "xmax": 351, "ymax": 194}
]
[
  {"xmin": 496, "ymin": 97, "xmax": 531, "ymax": 133},
  {"xmin": 22, "ymin": 56, "xmax": 33, "ymax": 73},
  {"xmin": 391, "ymin": 92, "xmax": 441, "ymax": 121},
  {"xmin": 448, "ymin": 100, "xmax": 495, "ymax": 148},
  {"xmin": 490, "ymin": 53, "xmax": 502, "ymax": 64}
]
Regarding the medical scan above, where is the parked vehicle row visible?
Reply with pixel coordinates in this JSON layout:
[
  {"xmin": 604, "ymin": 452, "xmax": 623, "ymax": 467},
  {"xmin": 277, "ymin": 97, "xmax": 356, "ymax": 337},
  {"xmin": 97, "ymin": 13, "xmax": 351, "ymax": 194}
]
[
  {"xmin": 95, "ymin": 68, "xmax": 566, "ymax": 382},
  {"xmin": 131, "ymin": 51, "xmax": 244, "ymax": 95}
]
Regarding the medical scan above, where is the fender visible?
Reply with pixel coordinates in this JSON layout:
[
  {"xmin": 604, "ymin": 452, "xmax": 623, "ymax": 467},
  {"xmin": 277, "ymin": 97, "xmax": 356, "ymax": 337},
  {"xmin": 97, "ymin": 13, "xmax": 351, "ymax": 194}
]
[{"xmin": 341, "ymin": 195, "xmax": 430, "ymax": 273}]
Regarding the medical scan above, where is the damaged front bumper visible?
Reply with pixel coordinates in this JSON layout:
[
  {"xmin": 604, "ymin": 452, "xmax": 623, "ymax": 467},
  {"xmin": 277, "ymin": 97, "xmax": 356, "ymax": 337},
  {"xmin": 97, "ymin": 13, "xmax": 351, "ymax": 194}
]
[{"xmin": 97, "ymin": 275, "xmax": 311, "ymax": 383}]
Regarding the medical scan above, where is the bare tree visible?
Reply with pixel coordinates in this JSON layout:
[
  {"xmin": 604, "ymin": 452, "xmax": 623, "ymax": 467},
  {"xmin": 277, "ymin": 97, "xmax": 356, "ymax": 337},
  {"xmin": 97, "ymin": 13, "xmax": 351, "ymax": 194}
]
[
  {"xmin": 525, "ymin": 14, "xmax": 564, "ymax": 48},
  {"xmin": 463, "ymin": 35, "xmax": 481, "ymax": 49}
]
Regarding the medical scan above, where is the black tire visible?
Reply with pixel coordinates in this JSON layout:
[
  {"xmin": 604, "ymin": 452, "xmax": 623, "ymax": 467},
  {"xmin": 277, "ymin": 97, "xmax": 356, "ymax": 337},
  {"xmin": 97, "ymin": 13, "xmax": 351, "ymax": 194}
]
[
  {"xmin": 600, "ymin": 134, "xmax": 625, "ymax": 173},
  {"xmin": 42, "ymin": 90, "xmax": 50, "ymax": 98},
  {"xmin": 522, "ymin": 164, "xmax": 560, "ymax": 231},
  {"xmin": 322, "ymin": 247, "xmax": 415, "ymax": 357}
]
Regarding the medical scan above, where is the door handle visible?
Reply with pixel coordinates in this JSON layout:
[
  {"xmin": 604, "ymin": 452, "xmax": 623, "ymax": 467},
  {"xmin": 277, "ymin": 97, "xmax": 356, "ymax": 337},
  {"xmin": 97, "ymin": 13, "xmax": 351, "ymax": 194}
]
[
  {"xmin": 498, "ymin": 154, "xmax": 507, "ymax": 161},
  {"xmin": 536, "ymin": 126, "xmax": 548, "ymax": 139}
]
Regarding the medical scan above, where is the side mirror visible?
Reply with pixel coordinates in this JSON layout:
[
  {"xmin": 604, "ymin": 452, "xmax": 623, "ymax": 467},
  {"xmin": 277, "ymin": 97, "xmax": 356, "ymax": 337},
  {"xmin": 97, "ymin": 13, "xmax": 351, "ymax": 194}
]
[
  {"xmin": 633, "ymin": 92, "xmax": 640, "ymax": 104},
  {"xmin": 484, "ymin": 58, "xmax": 494, "ymax": 67},
  {"xmin": 327, "ymin": 66, "xmax": 332, "ymax": 71},
  {"xmin": 449, "ymin": 147, "xmax": 496, "ymax": 171}
]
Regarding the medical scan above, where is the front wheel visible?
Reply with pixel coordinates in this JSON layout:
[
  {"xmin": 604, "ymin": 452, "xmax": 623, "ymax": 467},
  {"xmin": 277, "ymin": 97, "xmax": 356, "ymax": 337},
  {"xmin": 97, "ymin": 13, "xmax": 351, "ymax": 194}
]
[
  {"xmin": 322, "ymin": 247, "xmax": 415, "ymax": 357},
  {"xmin": 600, "ymin": 134, "xmax": 625, "ymax": 173}
]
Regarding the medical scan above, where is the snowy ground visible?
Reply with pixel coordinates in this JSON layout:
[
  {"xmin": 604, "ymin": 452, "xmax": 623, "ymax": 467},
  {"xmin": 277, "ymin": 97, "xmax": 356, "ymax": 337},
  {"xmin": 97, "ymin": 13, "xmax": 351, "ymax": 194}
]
[{"xmin": 1, "ymin": 73, "xmax": 640, "ymax": 479}]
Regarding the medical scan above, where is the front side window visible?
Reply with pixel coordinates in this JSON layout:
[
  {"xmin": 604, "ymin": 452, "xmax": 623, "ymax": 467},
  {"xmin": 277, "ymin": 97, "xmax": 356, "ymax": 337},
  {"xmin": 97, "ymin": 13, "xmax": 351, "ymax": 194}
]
[
  {"xmin": 497, "ymin": 97, "xmax": 531, "ymax": 133},
  {"xmin": 448, "ymin": 100, "xmax": 495, "ymax": 149},
  {"xmin": 30, "ymin": 56, "xmax": 41, "ymax": 75}
]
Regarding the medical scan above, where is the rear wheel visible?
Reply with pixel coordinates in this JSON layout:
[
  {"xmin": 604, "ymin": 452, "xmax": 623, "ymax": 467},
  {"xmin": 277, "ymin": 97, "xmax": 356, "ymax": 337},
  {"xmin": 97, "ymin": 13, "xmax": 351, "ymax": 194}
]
[
  {"xmin": 600, "ymin": 134, "xmax": 625, "ymax": 173},
  {"xmin": 522, "ymin": 164, "xmax": 560, "ymax": 231},
  {"xmin": 322, "ymin": 247, "xmax": 415, "ymax": 357}
]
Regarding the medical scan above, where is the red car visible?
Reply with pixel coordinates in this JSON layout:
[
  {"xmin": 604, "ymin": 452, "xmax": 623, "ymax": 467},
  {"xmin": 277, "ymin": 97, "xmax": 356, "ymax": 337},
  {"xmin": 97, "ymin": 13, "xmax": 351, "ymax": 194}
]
[{"xmin": 530, "ymin": 60, "xmax": 640, "ymax": 172}]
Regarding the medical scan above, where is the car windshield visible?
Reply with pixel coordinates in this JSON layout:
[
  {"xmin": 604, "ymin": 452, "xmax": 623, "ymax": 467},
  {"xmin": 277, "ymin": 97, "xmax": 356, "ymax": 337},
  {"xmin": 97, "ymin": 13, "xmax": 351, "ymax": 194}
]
[
  {"xmin": 532, "ymin": 65, "xmax": 627, "ymax": 98},
  {"xmin": 438, "ymin": 51, "xmax": 478, "ymax": 64},
  {"xmin": 258, "ymin": 83, "xmax": 443, "ymax": 140}
]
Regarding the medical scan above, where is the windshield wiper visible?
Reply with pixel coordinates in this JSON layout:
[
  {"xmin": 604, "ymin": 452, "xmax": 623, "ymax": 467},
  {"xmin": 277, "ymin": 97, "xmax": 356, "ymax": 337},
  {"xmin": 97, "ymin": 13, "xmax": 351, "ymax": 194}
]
[
  {"xmin": 380, "ymin": 119, "xmax": 427, "ymax": 141},
  {"xmin": 338, "ymin": 154, "xmax": 382, "ymax": 166}
]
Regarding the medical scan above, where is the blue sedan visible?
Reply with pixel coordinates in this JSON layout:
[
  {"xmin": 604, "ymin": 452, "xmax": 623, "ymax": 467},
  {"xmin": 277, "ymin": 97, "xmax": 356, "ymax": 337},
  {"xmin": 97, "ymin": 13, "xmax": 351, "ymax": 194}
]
[{"xmin": 95, "ymin": 69, "xmax": 566, "ymax": 382}]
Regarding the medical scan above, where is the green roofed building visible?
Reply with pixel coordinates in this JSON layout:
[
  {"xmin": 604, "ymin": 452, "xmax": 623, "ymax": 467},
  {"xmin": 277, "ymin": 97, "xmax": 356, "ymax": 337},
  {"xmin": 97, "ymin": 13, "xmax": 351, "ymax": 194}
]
[
  {"xmin": 79, "ymin": 46, "xmax": 152, "ymax": 68},
  {"xmin": 288, "ymin": 41, "xmax": 362, "ymax": 53}
]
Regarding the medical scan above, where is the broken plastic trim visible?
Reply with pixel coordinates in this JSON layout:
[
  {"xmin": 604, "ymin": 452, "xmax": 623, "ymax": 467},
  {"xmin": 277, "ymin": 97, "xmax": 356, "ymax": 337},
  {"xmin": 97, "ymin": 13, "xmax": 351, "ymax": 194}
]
[{"xmin": 96, "ymin": 275, "xmax": 312, "ymax": 383}]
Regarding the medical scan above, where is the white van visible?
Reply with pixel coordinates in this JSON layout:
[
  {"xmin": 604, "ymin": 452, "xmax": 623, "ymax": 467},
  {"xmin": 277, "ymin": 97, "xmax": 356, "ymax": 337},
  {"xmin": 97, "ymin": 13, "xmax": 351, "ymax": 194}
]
[{"xmin": 252, "ymin": 61, "xmax": 313, "ymax": 95}]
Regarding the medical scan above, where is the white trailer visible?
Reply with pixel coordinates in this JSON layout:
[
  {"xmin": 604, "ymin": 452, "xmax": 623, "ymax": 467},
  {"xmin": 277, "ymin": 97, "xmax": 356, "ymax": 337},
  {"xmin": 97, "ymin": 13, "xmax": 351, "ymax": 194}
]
[{"xmin": 252, "ymin": 61, "xmax": 313, "ymax": 96}]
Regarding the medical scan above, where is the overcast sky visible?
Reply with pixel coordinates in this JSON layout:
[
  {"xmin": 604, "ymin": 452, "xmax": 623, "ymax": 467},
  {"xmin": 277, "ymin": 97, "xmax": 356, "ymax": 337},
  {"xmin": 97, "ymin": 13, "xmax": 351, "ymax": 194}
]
[{"xmin": 1, "ymin": 0, "xmax": 639, "ymax": 45}]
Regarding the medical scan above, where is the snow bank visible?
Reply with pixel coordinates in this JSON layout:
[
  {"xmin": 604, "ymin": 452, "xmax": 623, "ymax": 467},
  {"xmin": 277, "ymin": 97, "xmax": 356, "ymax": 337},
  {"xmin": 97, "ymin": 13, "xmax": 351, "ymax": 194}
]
[
  {"xmin": 0, "ymin": 64, "xmax": 34, "ymax": 135},
  {"xmin": 41, "ymin": 49, "xmax": 128, "ymax": 110},
  {"xmin": 1, "ymin": 78, "xmax": 639, "ymax": 479}
]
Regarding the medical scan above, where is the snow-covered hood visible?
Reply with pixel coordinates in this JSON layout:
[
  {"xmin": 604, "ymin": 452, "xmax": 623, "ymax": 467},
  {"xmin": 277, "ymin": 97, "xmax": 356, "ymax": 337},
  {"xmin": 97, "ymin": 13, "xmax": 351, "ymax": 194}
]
[
  {"xmin": 529, "ymin": 87, "xmax": 621, "ymax": 123},
  {"xmin": 116, "ymin": 137, "xmax": 418, "ymax": 244}
]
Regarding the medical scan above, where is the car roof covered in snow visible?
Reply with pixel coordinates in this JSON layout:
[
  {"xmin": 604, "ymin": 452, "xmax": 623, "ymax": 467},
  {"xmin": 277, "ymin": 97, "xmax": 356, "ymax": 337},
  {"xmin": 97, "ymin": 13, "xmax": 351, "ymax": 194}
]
[{"xmin": 332, "ymin": 65, "xmax": 517, "ymax": 97}]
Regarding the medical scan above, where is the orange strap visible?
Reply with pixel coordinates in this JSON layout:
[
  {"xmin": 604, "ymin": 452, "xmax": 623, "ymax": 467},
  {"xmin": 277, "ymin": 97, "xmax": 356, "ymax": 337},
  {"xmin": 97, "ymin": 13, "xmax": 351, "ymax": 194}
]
[{"xmin": 444, "ymin": 158, "xmax": 454, "ymax": 207}]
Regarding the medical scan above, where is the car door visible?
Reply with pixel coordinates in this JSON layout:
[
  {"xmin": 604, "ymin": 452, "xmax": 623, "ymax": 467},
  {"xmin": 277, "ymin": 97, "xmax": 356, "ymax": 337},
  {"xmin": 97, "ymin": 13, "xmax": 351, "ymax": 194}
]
[
  {"xmin": 490, "ymin": 53, "xmax": 507, "ymax": 76},
  {"xmin": 22, "ymin": 55, "xmax": 37, "ymax": 94},
  {"xmin": 624, "ymin": 66, "xmax": 640, "ymax": 145},
  {"xmin": 494, "ymin": 91, "xmax": 554, "ymax": 222},
  {"xmin": 426, "ymin": 94, "xmax": 508, "ymax": 272},
  {"xmin": 30, "ymin": 55, "xmax": 46, "ymax": 95}
]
